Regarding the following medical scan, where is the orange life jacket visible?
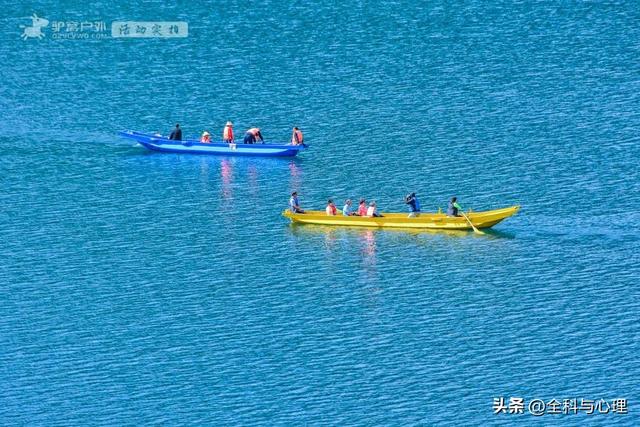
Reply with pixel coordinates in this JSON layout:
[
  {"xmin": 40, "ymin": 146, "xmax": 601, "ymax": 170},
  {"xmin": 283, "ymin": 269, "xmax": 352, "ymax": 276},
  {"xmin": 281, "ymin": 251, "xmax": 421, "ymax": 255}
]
[
  {"xmin": 292, "ymin": 129, "xmax": 303, "ymax": 145},
  {"xmin": 223, "ymin": 126, "xmax": 233, "ymax": 140}
]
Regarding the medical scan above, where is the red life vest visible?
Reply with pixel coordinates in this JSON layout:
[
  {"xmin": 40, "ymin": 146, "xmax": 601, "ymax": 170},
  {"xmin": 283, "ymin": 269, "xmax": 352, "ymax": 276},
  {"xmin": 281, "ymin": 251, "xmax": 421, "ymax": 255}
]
[
  {"xmin": 326, "ymin": 204, "xmax": 337, "ymax": 215},
  {"xmin": 358, "ymin": 204, "xmax": 367, "ymax": 216},
  {"xmin": 292, "ymin": 129, "xmax": 303, "ymax": 145},
  {"xmin": 223, "ymin": 126, "xmax": 233, "ymax": 140},
  {"xmin": 200, "ymin": 134, "xmax": 211, "ymax": 143}
]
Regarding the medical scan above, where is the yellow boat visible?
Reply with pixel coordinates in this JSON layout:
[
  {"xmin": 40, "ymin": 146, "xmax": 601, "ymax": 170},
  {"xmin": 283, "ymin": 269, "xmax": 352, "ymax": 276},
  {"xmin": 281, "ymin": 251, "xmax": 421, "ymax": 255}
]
[{"xmin": 283, "ymin": 206, "xmax": 520, "ymax": 231}]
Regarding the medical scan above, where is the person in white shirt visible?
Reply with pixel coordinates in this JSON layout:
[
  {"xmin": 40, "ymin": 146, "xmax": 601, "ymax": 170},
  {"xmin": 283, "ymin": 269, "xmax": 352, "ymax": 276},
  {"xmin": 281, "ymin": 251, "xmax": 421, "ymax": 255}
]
[{"xmin": 366, "ymin": 201, "xmax": 383, "ymax": 217}]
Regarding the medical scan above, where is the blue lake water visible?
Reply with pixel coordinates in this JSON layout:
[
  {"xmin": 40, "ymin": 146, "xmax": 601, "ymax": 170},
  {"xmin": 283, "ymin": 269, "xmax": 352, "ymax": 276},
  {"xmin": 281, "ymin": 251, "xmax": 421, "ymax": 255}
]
[{"xmin": 1, "ymin": 1, "xmax": 639, "ymax": 425}]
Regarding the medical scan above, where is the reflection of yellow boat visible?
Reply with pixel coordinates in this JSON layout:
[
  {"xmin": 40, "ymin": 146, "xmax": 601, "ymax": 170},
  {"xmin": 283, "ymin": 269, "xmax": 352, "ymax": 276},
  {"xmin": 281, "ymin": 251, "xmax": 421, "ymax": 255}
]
[{"xmin": 283, "ymin": 206, "xmax": 520, "ymax": 230}]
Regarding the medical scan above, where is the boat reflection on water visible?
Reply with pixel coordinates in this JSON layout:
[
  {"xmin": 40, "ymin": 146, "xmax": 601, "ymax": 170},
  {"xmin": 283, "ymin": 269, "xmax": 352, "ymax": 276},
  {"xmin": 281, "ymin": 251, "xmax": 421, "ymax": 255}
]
[
  {"xmin": 361, "ymin": 229, "xmax": 376, "ymax": 269},
  {"xmin": 286, "ymin": 222, "xmax": 514, "ymax": 239},
  {"xmin": 288, "ymin": 161, "xmax": 302, "ymax": 190},
  {"xmin": 359, "ymin": 229, "xmax": 384, "ymax": 310},
  {"xmin": 220, "ymin": 159, "xmax": 233, "ymax": 201},
  {"xmin": 198, "ymin": 157, "xmax": 210, "ymax": 184},
  {"xmin": 248, "ymin": 165, "xmax": 259, "ymax": 197},
  {"xmin": 287, "ymin": 223, "xmax": 381, "ymax": 281}
]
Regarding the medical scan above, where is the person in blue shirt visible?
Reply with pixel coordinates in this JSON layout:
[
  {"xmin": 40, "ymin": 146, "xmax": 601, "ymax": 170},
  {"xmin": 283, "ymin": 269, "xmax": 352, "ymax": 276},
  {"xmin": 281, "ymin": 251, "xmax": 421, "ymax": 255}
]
[
  {"xmin": 447, "ymin": 196, "xmax": 462, "ymax": 217},
  {"xmin": 342, "ymin": 199, "xmax": 356, "ymax": 216},
  {"xmin": 405, "ymin": 192, "xmax": 421, "ymax": 218},
  {"xmin": 289, "ymin": 191, "xmax": 305, "ymax": 214}
]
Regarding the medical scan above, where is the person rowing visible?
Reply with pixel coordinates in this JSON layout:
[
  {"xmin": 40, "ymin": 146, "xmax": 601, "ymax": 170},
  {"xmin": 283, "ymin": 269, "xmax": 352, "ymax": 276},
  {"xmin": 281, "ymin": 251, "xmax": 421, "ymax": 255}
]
[
  {"xmin": 405, "ymin": 192, "xmax": 421, "ymax": 218},
  {"xmin": 244, "ymin": 127, "xmax": 264, "ymax": 144},
  {"xmin": 447, "ymin": 196, "xmax": 463, "ymax": 217}
]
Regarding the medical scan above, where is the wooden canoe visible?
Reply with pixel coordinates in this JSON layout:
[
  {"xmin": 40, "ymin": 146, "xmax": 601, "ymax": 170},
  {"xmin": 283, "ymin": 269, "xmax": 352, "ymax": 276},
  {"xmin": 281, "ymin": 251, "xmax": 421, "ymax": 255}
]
[{"xmin": 283, "ymin": 206, "xmax": 519, "ymax": 230}]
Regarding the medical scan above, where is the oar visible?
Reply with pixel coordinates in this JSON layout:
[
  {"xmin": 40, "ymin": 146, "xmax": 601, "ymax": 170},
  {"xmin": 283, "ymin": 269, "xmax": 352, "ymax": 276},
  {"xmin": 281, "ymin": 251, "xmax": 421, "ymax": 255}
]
[{"xmin": 460, "ymin": 211, "xmax": 485, "ymax": 235}]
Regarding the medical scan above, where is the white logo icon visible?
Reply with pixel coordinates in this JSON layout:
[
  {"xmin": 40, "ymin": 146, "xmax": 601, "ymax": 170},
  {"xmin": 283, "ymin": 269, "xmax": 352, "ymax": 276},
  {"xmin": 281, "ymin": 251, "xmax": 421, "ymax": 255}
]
[{"xmin": 21, "ymin": 13, "xmax": 49, "ymax": 40}]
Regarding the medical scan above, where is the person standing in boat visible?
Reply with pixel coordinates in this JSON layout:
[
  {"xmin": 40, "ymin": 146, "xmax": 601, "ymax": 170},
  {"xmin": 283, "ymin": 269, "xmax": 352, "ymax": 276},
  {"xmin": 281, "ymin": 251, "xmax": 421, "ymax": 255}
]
[
  {"xmin": 291, "ymin": 127, "xmax": 304, "ymax": 145},
  {"xmin": 405, "ymin": 192, "xmax": 421, "ymax": 218},
  {"xmin": 326, "ymin": 199, "xmax": 337, "ymax": 216},
  {"xmin": 223, "ymin": 121, "xmax": 234, "ymax": 144},
  {"xmin": 169, "ymin": 124, "xmax": 182, "ymax": 141},
  {"xmin": 289, "ymin": 191, "xmax": 305, "ymax": 214},
  {"xmin": 244, "ymin": 127, "xmax": 264, "ymax": 144},
  {"xmin": 447, "ymin": 197, "xmax": 463, "ymax": 217}
]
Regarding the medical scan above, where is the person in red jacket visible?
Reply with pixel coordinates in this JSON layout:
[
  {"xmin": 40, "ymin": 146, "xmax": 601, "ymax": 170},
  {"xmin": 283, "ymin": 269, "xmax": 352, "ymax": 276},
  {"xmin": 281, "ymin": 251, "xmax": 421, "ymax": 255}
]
[
  {"xmin": 357, "ymin": 198, "xmax": 367, "ymax": 216},
  {"xmin": 223, "ymin": 121, "xmax": 234, "ymax": 144},
  {"xmin": 325, "ymin": 199, "xmax": 337, "ymax": 216},
  {"xmin": 291, "ymin": 127, "xmax": 304, "ymax": 145}
]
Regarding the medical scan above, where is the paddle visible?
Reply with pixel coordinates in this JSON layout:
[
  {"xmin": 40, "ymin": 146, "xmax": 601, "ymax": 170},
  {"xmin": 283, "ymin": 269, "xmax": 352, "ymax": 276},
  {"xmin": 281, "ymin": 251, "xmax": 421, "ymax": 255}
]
[{"xmin": 460, "ymin": 211, "xmax": 485, "ymax": 235}]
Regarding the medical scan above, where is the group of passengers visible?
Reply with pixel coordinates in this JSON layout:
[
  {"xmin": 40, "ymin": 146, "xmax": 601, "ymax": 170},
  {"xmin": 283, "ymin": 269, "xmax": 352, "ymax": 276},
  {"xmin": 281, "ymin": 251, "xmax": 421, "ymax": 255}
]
[
  {"xmin": 289, "ymin": 192, "xmax": 465, "ymax": 218},
  {"xmin": 335, "ymin": 198, "xmax": 383, "ymax": 217},
  {"xmin": 167, "ymin": 123, "xmax": 304, "ymax": 146}
]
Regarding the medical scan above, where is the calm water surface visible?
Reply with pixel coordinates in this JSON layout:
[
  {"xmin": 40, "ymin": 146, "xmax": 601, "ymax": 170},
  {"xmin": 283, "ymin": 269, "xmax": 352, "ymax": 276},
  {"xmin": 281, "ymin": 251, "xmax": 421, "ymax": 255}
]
[{"xmin": 1, "ymin": 1, "xmax": 639, "ymax": 425}]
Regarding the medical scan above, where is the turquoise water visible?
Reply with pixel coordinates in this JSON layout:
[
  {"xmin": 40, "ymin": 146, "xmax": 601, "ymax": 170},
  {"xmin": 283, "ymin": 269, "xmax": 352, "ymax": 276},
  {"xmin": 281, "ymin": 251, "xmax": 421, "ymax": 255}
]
[{"xmin": 2, "ymin": 1, "xmax": 639, "ymax": 425}]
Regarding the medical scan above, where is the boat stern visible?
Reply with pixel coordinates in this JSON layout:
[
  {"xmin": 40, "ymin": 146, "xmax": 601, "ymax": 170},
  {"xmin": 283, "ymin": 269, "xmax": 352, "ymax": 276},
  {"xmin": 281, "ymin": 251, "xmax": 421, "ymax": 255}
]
[{"xmin": 282, "ymin": 209, "xmax": 296, "ymax": 221}]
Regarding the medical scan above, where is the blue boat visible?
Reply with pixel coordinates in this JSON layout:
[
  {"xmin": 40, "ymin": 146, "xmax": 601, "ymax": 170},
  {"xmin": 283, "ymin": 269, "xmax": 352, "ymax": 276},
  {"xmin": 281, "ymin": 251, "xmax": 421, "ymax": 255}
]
[{"xmin": 119, "ymin": 130, "xmax": 307, "ymax": 157}]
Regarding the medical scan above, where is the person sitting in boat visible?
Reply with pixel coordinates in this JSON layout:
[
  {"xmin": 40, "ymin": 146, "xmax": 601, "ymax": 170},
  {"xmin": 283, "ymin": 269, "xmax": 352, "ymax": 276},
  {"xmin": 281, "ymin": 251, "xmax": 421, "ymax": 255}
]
[
  {"xmin": 342, "ymin": 199, "xmax": 356, "ymax": 216},
  {"xmin": 200, "ymin": 131, "xmax": 211, "ymax": 143},
  {"xmin": 326, "ymin": 199, "xmax": 337, "ymax": 216},
  {"xmin": 223, "ymin": 121, "xmax": 234, "ymax": 144},
  {"xmin": 289, "ymin": 191, "xmax": 305, "ymax": 214},
  {"xmin": 169, "ymin": 124, "xmax": 182, "ymax": 141},
  {"xmin": 405, "ymin": 192, "xmax": 421, "ymax": 218},
  {"xmin": 357, "ymin": 198, "xmax": 368, "ymax": 216},
  {"xmin": 291, "ymin": 127, "xmax": 304, "ymax": 146},
  {"xmin": 244, "ymin": 127, "xmax": 264, "ymax": 144},
  {"xmin": 366, "ymin": 201, "xmax": 383, "ymax": 217},
  {"xmin": 447, "ymin": 196, "xmax": 463, "ymax": 217}
]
